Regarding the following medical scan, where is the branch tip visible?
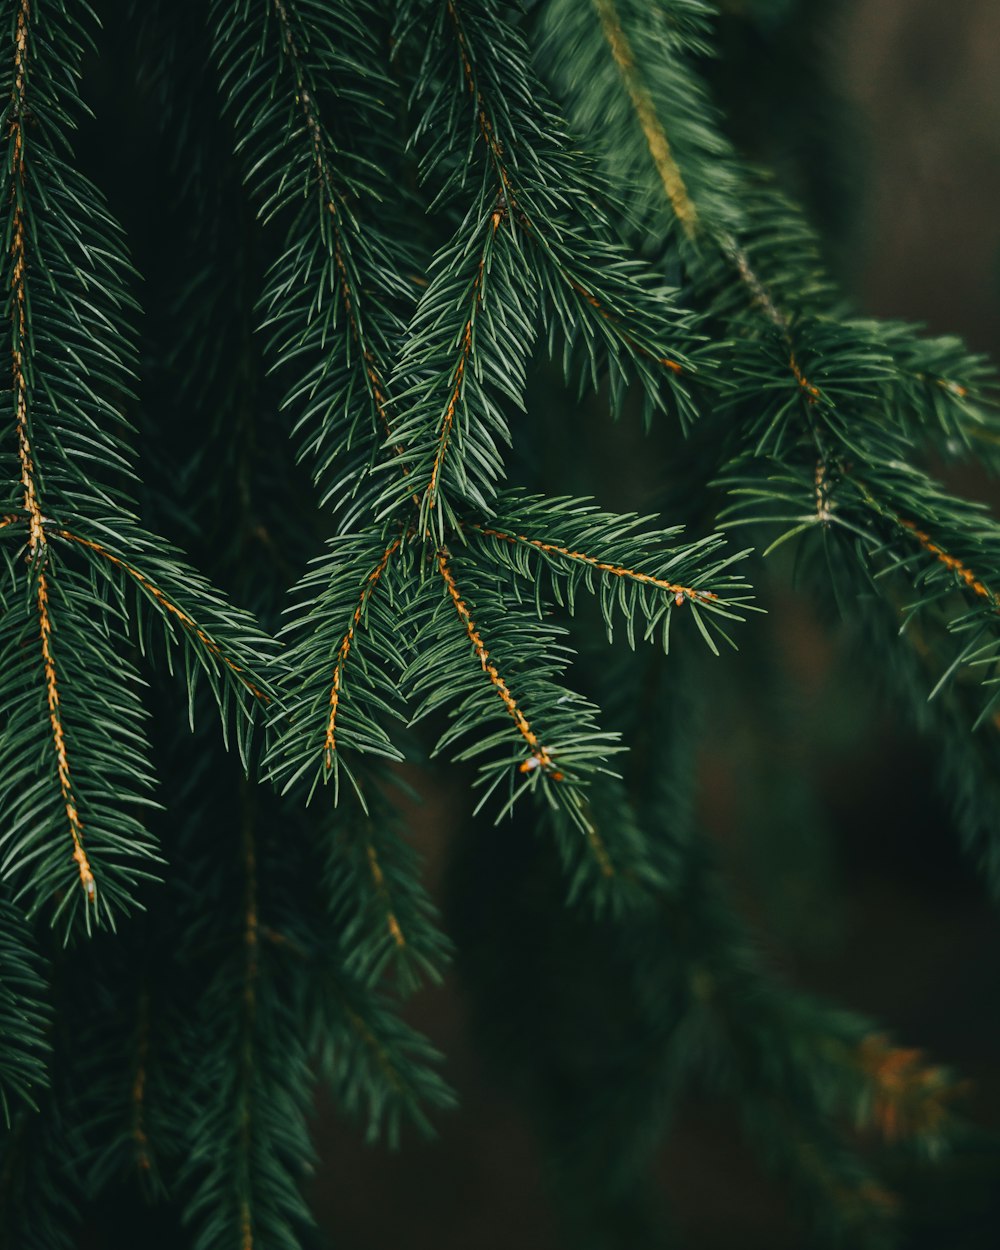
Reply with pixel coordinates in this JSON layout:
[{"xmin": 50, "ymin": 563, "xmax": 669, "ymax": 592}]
[{"xmin": 437, "ymin": 548, "xmax": 561, "ymax": 778}]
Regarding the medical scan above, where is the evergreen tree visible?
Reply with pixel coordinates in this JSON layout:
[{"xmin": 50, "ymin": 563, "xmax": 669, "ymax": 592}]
[{"xmin": 0, "ymin": 0, "xmax": 994, "ymax": 1246}]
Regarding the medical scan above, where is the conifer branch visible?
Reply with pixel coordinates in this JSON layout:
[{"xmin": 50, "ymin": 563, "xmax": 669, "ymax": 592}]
[
  {"xmin": 52, "ymin": 529, "xmax": 270, "ymax": 704},
  {"xmin": 341, "ymin": 1002, "xmax": 409, "ymax": 1099},
  {"xmin": 10, "ymin": 0, "xmax": 43, "ymax": 558},
  {"xmin": 471, "ymin": 522, "xmax": 721, "ymax": 606},
  {"xmin": 436, "ymin": 548, "xmax": 561, "ymax": 778},
  {"xmin": 381, "ymin": 206, "xmax": 536, "ymax": 534},
  {"xmin": 424, "ymin": 223, "xmax": 498, "ymax": 514},
  {"xmin": 445, "ymin": 0, "xmax": 682, "ymax": 396},
  {"xmin": 446, "ymin": 0, "xmax": 680, "ymax": 400},
  {"xmin": 364, "ymin": 839, "xmax": 406, "ymax": 951},
  {"xmin": 896, "ymin": 519, "xmax": 998, "ymax": 606},
  {"xmin": 269, "ymin": 533, "xmax": 407, "ymax": 801},
  {"xmin": 445, "ymin": 0, "xmax": 513, "ymax": 200},
  {"xmin": 36, "ymin": 570, "xmax": 97, "ymax": 906},
  {"xmin": 212, "ymin": 0, "xmax": 413, "ymax": 513},
  {"xmin": 268, "ymin": 0, "xmax": 393, "ymax": 446},
  {"xmin": 592, "ymin": 0, "xmax": 698, "ymax": 237},
  {"xmin": 7, "ymin": 2, "xmax": 95, "ymax": 908},
  {"xmin": 322, "ymin": 799, "xmax": 451, "ymax": 994},
  {"xmin": 311, "ymin": 969, "xmax": 455, "ymax": 1145},
  {"xmin": 323, "ymin": 537, "xmax": 402, "ymax": 768},
  {"xmin": 466, "ymin": 491, "xmax": 752, "ymax": 653},
  {"xmin": 413, "ymin": 0, "xmax": 696, "ymax": 427}
]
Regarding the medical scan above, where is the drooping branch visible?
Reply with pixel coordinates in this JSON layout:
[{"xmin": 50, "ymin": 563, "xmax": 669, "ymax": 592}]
[
  {"xmin": 8, "ymin": 0, "xmax": 95, "ymax": 906},
  {"xmin": 364, "ymin": 837, "xmax": 406, "ymax": 950},
  {"xmin": 592, "ymin": 0, "xmax": 698, "ymax": 237},
  {"xmin": 269, "ymin": 0, "xmax": 394, "ymax": 445},
  {"xmin": 323, "ymin": 537, "xmax": 401, "ymax": 767},
  {"xmin": 10, "ymin": 0, "xmax": 44, "ymax": 557},
  {"xmin": 445, "ymin": 0, "xmax": 686, "ymax": 380},
  {"xmin": 436, "ymin": 548, "xmax": 561, "ymax": 777},
  {"xmin": 34, "ymin": 569, "xmax": 96, "ymax": 903},
  {"xmin": 52, "ymin": 529, "xmax": 270, "ymax": 703},
  {"xmin": 424, "ymin": 225, "xmax": 499, "ymax": 511}
]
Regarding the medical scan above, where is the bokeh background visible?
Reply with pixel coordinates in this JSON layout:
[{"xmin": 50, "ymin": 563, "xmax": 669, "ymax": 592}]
[{"xmin": 302, "ymin": 3, "xmax": 1000, "ymax": 1246}]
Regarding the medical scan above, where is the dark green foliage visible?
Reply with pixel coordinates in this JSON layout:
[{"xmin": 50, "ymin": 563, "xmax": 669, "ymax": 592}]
[
  {"xmin": 0, "ymin": 901, "xmax": 48, "ymax": 1123},
  {"xmin": 0, "ymin": 0, "xmax": 995, "ymax": 1247}
]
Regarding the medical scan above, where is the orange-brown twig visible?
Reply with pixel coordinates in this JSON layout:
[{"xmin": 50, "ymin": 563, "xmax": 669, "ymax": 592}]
[
  {"xmin": 471, "ymin": 523, "xmax": 720, "ymax": 606},
  {"xmin": 437, "ymin": 548, "xmax": 561, "ymax": 777},
  {"xmin": 323, "ymin": 537, "xmax": 401, "ymax": 766},
  {"xmin": 723, "ymin": 240, "xmax": 824, "ymax": 400},
  {"xmin": 52, "ymin": 529, "xmax": 269, "ymax": 702},
  {"xmin": 898, "ymin": 518, "xmax": 998, "ymax": 606},
  {"xmin": 10, "ymin": 0, "xmax": 45, "ymax": 557},
  {"xmin": 790, "ymin": 352, "xmax": 822, "ymax": 402},
  {"xmin": 37, "ymin": 569, "xmax": 96, "ymax": 901},
  {"xmin": 568, "ymin": 277, "xmax": 684, "ymax": 374},
  {"xmin": 425, "ymin": 230, "xmax": 498, "ymax": 508},
  {"xmin": 10, "ymin": 2, "xmax": 95, "ymax": 904}
]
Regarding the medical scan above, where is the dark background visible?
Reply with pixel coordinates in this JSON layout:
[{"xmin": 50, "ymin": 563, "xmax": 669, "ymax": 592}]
[{"xmin": 304, "ymin": 3, "xmax": 1000, "ymax": 1246}]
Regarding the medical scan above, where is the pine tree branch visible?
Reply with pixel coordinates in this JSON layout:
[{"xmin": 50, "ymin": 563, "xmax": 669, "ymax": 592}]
[
  {"xmin": 424, "ymin": 218, "xmax": 499, "ymax": 514},
  {"xmin": 7, "ymin": 1, "xmax": 94, "ymax": 908},
  {"xmin": 436, "ymin": 547, "xmax": 562, "ymax": 778},
  {"xmin": 323, "ymin": 536, "xmax": 402, "ymax": 766},
  {"xmin": 446, "ymin": 0, "xmax": 686, "ymax": 396},
  {"xmin": 591, "ymin": 0, "xmax": 698, "ymax": 237},
  {"xmin": 445, "ymin": 0, "xmax": 513, "ymax": 202},
  {"xmin": 52, "ymin": 529, "xmax": 270, "ymax": 705},
  {"xmin": 269, "ymin": 0, "xmax": 394, "ymax": 447},
  {"xmin": 268, "ymin": 531, "xmax": 408, "ymax": 802},
  {"xmin": 466, "ymin": 491, "xmax": 753, "ymax": 653},
  {"xmin": 212, "ymin": 0, "xmax": 414, "ymax": 513},
  {"xmin": 411, "ymin": 0, "xmax": 696, "ymax": 426},
  {"xmin": 470, "ymin": 522, "xmax": 721, "ymax": 607},
  {"xmin": 321, "ymin": 795, "xmax": 451, "ymax": 995},
  {"xmin": 35, "ymin": 569, "xmax": 97, "ymax": 906},
  {"xmin": 362, "ymin": 837, "xmax": 407, "ymax": 952},
  {"xmin": 896, "ymin": 518, "xmax": 998, "ymax": 607},
  {"xmin": 10, "ymin": 0, "xmax": 44, "ymax": 558},
  {"xmin": 309, "ymin": 968, "xmax": 455, "ymax": 1145}
]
